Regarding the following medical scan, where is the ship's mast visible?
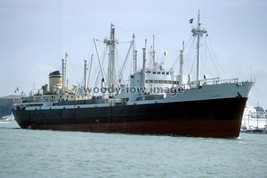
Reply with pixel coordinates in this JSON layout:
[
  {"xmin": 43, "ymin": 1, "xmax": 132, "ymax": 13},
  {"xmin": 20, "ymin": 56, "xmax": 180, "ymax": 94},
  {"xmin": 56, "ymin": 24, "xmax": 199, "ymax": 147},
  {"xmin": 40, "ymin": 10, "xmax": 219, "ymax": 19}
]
[
  {"xmin": 61, "ymin": 52, "xmax": 67, "ymax": 94},
  {"xmin": 132, "ymin": 34, "xmax": 138, "ymax": 73},
  {"xmin": 87, "ymin": 54, "xmax": 93, "ymax": 90},
  {"xmin": 104, "ymin": 24, "xmax": 116, "ymax": 88},
  {"xmin": 152, "ymin": 35, "xmax": 156, "ymax": 69},
  {"xmin": 142, "ymin": 39, "xmax": 147, "ymax": 88},
  {"xmin": 133, "ymin": 49, "xmax": 138, "ymax": 73},
  {"xmin": 84, "ymin": 59, "xmax": 87, "ymax": 94},
  {"xmin": 192, "ymin": 10, "xmax": 207, "ymax": 81},
  {"xmin": 179, "ymin": 41, "xmax": 184, "ymax": 87}
]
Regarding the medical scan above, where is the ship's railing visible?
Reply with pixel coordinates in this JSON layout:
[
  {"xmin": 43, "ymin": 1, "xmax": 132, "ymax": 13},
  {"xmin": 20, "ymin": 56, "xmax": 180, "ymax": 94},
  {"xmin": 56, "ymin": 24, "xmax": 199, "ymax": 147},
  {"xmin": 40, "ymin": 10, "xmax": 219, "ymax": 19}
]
[
  {"xmin": 202, "ymin": 77, "xmax": 239, "ymax": 85},
  {"xmin": 187, "ymin": 77, "xmax": 239, "ymax": 89}
]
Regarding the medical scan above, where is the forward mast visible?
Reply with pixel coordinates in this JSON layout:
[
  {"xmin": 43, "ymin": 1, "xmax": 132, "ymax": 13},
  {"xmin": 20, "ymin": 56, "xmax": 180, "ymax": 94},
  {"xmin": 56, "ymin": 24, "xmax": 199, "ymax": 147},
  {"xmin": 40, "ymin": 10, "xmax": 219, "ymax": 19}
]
[
  {"xmin": 191, "ymin": 10, "xmax": 207, "ymax": 82},
  {"xmin": 104, "ymin": 24, "xmax": 117, "ymax": 89}
]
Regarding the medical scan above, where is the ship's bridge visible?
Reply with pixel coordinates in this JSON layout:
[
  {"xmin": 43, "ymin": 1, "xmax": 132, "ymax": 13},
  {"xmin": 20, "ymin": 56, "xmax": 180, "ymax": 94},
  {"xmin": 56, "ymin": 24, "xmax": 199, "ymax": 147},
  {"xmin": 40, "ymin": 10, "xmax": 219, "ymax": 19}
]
[{"xmin": 144, "ymin": 70, "xmax": 177, "ymax": 88}]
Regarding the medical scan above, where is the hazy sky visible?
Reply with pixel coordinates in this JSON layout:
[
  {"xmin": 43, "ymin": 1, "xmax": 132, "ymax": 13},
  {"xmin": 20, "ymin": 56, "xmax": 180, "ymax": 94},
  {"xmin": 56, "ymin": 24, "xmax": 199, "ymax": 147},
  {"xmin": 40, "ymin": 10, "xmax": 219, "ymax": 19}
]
[{"xmin": 1, "ymin": 0, "xmax": 267, "ymax": 107}]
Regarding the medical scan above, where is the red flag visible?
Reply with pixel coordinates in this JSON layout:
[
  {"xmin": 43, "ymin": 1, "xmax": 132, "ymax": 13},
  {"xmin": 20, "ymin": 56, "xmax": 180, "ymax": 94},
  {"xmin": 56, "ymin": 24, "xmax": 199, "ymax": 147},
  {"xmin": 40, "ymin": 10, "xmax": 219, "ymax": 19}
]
[
  {"xmin": 163, "ymin": 51, "xmax": 168, "ymax": 57},
  {"xmin": 189, "ymin": 18, "xmax": 193, "ymax": 24}
]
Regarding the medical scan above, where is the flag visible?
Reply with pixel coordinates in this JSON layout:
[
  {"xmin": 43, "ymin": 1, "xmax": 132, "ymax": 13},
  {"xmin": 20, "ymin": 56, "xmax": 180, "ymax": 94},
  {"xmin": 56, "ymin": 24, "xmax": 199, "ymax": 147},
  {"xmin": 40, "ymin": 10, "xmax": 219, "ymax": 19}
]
[
  {"xmin": 163, "ymin": 51, "xmax": 168, "ymax": 57},
  {"xmin": 189, "ymin": 18, "xmax": 193, "ymax": 24}
]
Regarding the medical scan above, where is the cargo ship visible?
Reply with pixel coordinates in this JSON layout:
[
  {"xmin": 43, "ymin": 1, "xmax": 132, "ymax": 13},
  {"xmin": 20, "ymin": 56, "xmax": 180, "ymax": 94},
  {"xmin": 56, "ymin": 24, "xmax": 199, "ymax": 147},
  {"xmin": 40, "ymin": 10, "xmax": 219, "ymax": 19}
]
[{"xmin": 12, "ymin": 12, "xmax": 254, "ymax": 138}]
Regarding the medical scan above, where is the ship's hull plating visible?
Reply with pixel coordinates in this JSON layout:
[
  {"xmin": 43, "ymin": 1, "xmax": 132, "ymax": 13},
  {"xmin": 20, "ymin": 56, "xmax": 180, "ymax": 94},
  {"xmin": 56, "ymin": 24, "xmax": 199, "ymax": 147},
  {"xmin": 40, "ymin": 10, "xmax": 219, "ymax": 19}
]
[{"xmin": 13, "ymin": 97, "xmax": 247, "ymax": 138}]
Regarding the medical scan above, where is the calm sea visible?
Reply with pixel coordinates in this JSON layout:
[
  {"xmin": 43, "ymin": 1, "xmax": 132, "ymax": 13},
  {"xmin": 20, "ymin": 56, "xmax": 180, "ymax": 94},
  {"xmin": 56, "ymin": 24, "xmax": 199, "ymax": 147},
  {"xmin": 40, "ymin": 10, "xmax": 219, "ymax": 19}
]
[{"xmin": 0, "ymin": 121, "xmax": 266, "ymax": 178}]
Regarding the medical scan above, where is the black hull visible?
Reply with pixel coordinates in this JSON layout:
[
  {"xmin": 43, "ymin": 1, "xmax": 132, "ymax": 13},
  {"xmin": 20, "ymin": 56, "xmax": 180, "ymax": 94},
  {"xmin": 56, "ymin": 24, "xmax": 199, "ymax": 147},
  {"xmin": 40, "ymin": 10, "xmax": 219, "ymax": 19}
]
[{"xmin": 13, "ymin": 97, "xmax": 247, "ymax": 138}]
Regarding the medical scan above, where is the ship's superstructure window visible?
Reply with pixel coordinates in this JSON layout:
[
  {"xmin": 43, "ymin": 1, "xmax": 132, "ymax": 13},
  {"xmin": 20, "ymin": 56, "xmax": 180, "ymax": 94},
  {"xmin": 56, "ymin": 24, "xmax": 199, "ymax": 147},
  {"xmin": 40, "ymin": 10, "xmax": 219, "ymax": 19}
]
[
  {"xmin": 26, "ymin": 103, "xmax": 43, "ymax": 107},
  {"xmin": 145, "ymin": 80, "xmax": 178, "ymax": 84}
]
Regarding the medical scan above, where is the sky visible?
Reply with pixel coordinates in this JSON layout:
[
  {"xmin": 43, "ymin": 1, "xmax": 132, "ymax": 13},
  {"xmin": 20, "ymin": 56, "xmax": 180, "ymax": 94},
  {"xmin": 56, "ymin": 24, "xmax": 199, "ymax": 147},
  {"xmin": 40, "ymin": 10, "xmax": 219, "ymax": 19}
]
[{"xmin": 0, "ymin": 0, "xmax": 267, "ymax": 107}]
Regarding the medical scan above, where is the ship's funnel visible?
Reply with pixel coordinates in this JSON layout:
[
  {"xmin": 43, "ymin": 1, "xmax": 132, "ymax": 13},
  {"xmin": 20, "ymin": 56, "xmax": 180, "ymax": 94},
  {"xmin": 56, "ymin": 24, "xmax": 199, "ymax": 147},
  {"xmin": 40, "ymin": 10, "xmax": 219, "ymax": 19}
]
[{"xmin": 49, "ymin": 71, "xmax": 62, "ymax": 94}]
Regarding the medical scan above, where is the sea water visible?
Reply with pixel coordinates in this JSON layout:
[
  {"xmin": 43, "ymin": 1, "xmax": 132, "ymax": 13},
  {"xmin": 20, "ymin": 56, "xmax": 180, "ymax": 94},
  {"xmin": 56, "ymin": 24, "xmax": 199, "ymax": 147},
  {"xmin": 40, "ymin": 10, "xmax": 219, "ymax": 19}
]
[{"xmin": 0, "ymin": 121, "xmax": 266, "ymax": 178}]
